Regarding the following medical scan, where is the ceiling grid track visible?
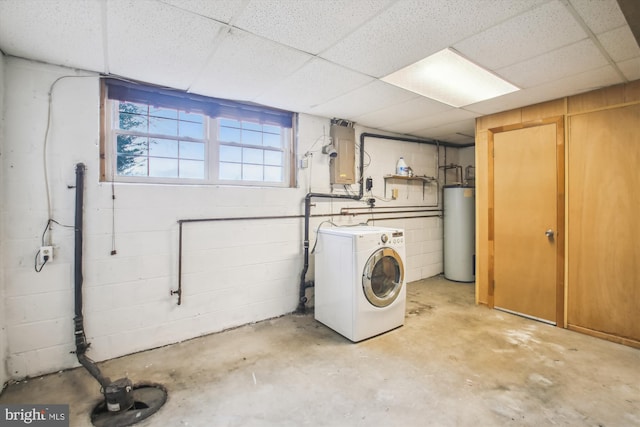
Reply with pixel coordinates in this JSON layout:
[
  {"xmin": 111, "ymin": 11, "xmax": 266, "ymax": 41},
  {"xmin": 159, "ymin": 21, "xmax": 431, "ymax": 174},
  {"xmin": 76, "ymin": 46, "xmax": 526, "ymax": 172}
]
[{"xmin": 563, "ymin": 0, "xmax": 629, "ymax": 83}]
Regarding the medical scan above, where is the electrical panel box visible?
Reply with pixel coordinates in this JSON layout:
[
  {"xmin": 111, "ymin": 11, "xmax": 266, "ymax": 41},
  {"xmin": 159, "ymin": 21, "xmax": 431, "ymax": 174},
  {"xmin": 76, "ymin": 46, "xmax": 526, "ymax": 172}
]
[{"xmin": 329, "ymin": 123, "xmax": 356, "ymax": 184}]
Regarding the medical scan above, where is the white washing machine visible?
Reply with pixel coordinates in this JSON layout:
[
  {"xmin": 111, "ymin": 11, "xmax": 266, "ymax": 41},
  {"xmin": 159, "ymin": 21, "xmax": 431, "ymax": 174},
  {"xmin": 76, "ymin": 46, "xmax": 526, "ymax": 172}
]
[{"xmin": 314, "ymin": 226, "xmax": 407, "ymax": 342}]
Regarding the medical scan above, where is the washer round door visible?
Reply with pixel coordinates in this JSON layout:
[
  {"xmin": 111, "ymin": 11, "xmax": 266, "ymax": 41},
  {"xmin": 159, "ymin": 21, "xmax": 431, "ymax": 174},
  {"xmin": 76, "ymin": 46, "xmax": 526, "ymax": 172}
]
[{"xmin": 362, "ymin": 247, "xmax": 405, "ymax": 307}]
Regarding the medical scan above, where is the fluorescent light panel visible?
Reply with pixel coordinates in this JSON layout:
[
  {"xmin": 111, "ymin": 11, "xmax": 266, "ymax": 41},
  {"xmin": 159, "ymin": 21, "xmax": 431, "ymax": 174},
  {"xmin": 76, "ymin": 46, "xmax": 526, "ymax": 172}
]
[{"xmin": 382, "ymin": 48, "xmax": 519, "ymax": 107}]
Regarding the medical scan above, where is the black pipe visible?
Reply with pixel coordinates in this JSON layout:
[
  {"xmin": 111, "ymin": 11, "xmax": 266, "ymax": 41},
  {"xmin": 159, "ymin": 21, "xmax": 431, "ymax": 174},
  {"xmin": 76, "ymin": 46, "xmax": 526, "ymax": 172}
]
[
  {"xmin": 341, "ymin": 205, "xmax": 440, "ymax": 212},
  {"xmin": 296, "ymin": 131, "xmax": 442, "ymax": 313},
  {"xmin": 173, "ymin": 207, "xmax": 438, "ymax": 305},
  {"xmin": 366, "ymin": 213, "xmax": 442, "ymax": 224},
  {"xmin": 171, "ymin": 222, "xmax": 184, "ymax": 305},
  {"xmin": 342, "ymin": 208, "xmax": 442, "ymax": 215},
  {"xmin": 174, "ymin": 213, "xmax": 345, "ymax": 305},
  {"xmin": 73, "ymin": 163, "xmax": 111, "ymax": 389}
]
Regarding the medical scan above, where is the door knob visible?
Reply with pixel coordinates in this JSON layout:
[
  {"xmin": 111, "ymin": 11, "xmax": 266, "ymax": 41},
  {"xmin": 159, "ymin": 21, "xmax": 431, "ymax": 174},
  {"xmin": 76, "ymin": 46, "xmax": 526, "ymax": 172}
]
[{"xmin": 545, "ymin": 229, "xmax": 554, "ymax": 238}]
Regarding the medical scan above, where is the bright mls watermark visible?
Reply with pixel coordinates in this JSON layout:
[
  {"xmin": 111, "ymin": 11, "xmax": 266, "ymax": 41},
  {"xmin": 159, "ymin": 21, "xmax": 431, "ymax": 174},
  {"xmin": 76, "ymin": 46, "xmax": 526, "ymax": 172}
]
[{"xmin": 1, "ymin": 405, "xmax": 69, "ymax": 426}]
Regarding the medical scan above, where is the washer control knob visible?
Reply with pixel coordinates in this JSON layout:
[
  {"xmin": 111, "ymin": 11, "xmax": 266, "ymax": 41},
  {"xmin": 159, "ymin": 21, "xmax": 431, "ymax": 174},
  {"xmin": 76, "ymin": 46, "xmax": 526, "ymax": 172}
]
[{"xmin": 381, "ymin": 234, "xmax": 388, "ymax": 243}]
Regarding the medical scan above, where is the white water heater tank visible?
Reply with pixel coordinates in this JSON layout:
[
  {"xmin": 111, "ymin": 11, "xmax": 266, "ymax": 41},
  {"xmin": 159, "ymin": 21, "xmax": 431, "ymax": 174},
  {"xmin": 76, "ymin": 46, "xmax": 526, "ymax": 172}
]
[{"xmin": 443, "ymin": 185, "xmax": 475, "ymax": 282}]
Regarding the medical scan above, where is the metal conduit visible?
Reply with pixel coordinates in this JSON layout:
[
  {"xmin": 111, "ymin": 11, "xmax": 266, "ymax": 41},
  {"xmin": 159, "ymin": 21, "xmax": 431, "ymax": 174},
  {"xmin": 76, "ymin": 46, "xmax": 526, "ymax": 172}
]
[
  {"xmin": 342, "ymin": 208, "xmax": 442, "ymax": 216},
  {"xmin": 174, "ymin": 213, "xmax": 338, "ymax": 305},
  {"xmin": 366, "ymin": 213, "xmax": 442, "ymax": 224},
  {"xmin": 341, "ymin": 205, "xmax": 441, "ymax": 212},
  {"xmin": 173, "ymin": 207, "xmax": 439, "ymax": 305}
]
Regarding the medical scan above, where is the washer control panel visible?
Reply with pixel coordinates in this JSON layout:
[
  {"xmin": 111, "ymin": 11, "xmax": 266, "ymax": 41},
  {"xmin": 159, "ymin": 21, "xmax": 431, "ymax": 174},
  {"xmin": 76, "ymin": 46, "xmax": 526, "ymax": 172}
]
[{"xmin": 381, "ymin": 231, "xmax": 404, "ymax": 245}]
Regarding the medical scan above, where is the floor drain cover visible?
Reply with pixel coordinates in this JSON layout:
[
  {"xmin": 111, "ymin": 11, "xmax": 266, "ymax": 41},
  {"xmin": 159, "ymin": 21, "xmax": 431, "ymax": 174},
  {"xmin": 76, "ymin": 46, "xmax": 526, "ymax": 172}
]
[{"xmin": 91, "ymin": 383, "xmax": 167, "ymax": 427}]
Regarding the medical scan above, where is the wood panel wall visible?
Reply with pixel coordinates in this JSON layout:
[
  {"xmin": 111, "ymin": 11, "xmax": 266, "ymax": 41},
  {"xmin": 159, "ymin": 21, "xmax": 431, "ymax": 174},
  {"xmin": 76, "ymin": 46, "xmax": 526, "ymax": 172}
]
[{"xmin": 475, "ymin": 80, "xmax": 640, "ymax": 347}]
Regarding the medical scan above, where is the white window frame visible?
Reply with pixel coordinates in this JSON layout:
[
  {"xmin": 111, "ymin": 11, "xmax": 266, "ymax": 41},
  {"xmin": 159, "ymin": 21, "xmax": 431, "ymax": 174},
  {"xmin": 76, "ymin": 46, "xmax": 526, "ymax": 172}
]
[
  {"xmin": 102, "ymin": 80, "xmax": 296, "ymax": 188},
  {"xmin": 210, "ymin": 117, "xmax": 293, "ymax": 188}
]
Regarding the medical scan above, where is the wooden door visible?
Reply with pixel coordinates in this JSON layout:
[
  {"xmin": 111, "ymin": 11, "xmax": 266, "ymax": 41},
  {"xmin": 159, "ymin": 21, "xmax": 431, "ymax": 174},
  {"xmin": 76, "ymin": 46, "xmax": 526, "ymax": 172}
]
[{"xmin": 491, "ymin": 122, "xmax": 563, "ymax": 324}]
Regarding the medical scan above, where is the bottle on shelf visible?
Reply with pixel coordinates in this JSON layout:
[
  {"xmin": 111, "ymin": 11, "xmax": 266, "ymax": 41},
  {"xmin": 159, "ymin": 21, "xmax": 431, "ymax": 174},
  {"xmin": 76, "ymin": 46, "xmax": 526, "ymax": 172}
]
[{"xmin": 396, "ymin": 157, "xmax": 408, "ymax": 176}]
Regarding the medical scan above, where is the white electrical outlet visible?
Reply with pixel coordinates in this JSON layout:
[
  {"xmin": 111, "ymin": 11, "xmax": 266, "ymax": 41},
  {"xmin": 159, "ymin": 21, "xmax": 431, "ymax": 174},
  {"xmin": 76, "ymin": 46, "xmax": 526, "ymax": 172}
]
[
  {"xmin": 300, "ymin": 156, "xmax": 309, "ymax": 169},
  {"xmin": 40, "ymin": 246, "xmax": 53, "ymax": 264}
]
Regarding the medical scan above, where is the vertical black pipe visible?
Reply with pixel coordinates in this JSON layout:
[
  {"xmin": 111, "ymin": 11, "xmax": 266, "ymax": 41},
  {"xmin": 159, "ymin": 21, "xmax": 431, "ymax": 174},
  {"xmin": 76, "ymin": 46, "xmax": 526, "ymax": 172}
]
[
  {"xmin": 296, "ymin": 133, "xmax": 366, "ymax": 313},
  {"xmin": 74, "ymin": 163, "xmax": 85, "ymax": 341},
  {"xmin": 73, "ymin": 162, "xmax": 111, "ymax": 389},
  {"xmin": 171, "ymin": 222, "xmax": 183, "ymax": 305}
]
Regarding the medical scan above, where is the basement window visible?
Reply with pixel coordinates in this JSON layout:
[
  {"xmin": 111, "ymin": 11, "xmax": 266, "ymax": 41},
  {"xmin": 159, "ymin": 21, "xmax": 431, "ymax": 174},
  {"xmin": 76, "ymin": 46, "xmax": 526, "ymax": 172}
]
[{"xmin": 101, "ymin": 79, "xmax": 296, "ymax": 187}]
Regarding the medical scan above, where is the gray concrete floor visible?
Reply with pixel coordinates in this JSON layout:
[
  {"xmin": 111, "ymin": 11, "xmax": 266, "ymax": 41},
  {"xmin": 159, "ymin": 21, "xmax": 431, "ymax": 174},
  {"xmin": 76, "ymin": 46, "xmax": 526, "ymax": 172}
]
[{"xmin": 1, "ymin": 276, "xmax": 639, "ymax": 426}]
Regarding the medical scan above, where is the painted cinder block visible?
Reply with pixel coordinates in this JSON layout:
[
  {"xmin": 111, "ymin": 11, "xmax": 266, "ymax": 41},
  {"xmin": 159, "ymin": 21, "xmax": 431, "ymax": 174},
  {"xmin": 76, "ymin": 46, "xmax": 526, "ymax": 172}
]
[{"xmin": 1, "ymin": 58, "xmax": 450, "ymax": 381}]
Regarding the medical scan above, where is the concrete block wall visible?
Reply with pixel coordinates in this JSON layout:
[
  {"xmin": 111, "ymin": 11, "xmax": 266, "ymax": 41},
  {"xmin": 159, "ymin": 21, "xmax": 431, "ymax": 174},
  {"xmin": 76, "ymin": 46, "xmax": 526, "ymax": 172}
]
[
  {"xmin": 0, "ymin": 52, "xmax": 7, "ymax": 389},
  {"xmin": 2, "ymin": 57, "xmax": 451, "ymax": 381}
]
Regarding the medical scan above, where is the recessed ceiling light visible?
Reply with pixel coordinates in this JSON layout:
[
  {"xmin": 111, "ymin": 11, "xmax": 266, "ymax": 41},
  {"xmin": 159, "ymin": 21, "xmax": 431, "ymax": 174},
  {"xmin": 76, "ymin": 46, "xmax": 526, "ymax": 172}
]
[{"xmin": 381, "ymin": 48, "xmax": 519, "ymax": 108}]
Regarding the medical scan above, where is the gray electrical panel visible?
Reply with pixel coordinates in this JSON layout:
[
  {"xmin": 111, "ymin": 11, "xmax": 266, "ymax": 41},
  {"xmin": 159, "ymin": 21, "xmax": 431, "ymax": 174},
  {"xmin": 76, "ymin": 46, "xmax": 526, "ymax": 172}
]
[{"xmin": 329, "ymin": 123, "xmax": 356, "ymax": 184}]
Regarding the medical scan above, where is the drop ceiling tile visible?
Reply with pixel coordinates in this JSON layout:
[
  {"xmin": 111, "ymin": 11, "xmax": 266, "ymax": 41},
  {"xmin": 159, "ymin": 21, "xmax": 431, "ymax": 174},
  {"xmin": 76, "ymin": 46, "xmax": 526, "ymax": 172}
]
[
  {"xmin": 568, "ymin": 0, "xmax": 627, "ymax": 34},
  {"xmin": 384, "ymin": 108, "xmax": 478, "ymax": 135},
  {"xmin": 308, "ymin": 80, "xmax": 417, "ymax": 120},
  {"xmin": 598, "ymin": 26, "xmax": 640, "ymax": 62},
  {"xmin": 466, "ymin": 65, "xmax": 622, "ymax": 115},
  {"xmin": 414, "ymin": 132, "xmax": 474, "ymax": 145},
  {"xmin": 617, "ymin": 57, "xmax": 640, "ymax": 81},
  {"xmin": 0, "ymin": 0, "xmax": 105, "ymax": 72},
  {"xmin": 233, "ymin": 0, "xmax": 393, "ymax": 55},
  {"xmin": 352, "ymin": 97, "xmax": 452, "ymax": 130},
  {"xmin": 254, "ymin": 58, "xmax": 374, "ymax": 112},
  {"xmin": 161, "ymin": 0, "xmax": 247, "ymax": 23},
  {"xmin": 455, "ymin": 1, "xmax": 587, "ymax": 70},
  {"xmin": 107, "ymin": 0, "xmax": 225, "ymax": 90},
  {"xmin": 410, "ymin": 118, "xmax": 476, "ymax": 144},
  {"xmin": 189, "ymin": 28, "xmax": 313, "ymax": 102},
  {"xmin": 497, "ymin": 39, "xmax": 608, "ymax": 88},
  {"xmin": 321, "ymin": 0, "xmax": 548, "ymax": 77}
]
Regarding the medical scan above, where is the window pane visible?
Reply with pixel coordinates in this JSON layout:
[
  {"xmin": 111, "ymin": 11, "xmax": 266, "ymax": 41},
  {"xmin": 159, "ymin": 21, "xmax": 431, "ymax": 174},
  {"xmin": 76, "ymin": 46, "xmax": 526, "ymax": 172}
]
[
  {"xmin": 180, "ymin": 141, "xmax": 204, "ymax": 160},
  {"xmin": 220, "ymin": 162, "xmax": 241, "ymax": 180},
  {"xmin": 149, "ymin": 157, "xmax": 178, "ymax": 178},
  {"xmin": 149, "ymin": 106, "xmax": 177, "ymax": 120},
  {"xmin": 117, "ymin": 155, "xmax": 147, "ymax": 176},
  {"xmin": 179, "ymin": 111, "xmax": 204, "ymax": 123},
  {"xmin": 220, "ymin": 145, "xmax": 241, "ymax": 162},
  {"xmin": 263, "ymin": 124, "xmax": 280, "ymax": 134},
  {"xmin": 220, "ymin": 118, "xmax": 240, "ymax": 128},
  {"xmin": 242, "ymin": 121, "xmax": 261, "ymax": 131},
  {"xmin": 179, "ymin": 120, "xmax": 204, "ymax": 139},
  {"xmin": 219, "ymin": 126, "xmax": 240, "ymax": 142},
  {"xmin": 119, "ymin": 113, "xmax": 148, "ymax": 132},
  {"xmin": 179, "ymin": 160, "xmax": 204, "ymax": 179},
  {"xmin": 242, "ymin": 129, "xmax": 262, "ymax": 146},
  {"xmin": 263, "ymin": 132, "xmax": 281, "ymax": 148},
  {"xmin": 117, "ymin": 135, "xmax": 148, "ymax": 155},
  {"xmin": 264, "ymin": 166, "xmax": 283, "ymax": 182},
  {"xmin": 243, "ymin": 148, "xmax": 263, "ymax": 164},
  {"xmin": 264, "ymin": 151, "xmax": 282, "ymax": 166},
  {"xmin": 243, "ymin": 164, "xmax": 263, "ymax": 181},
  {"xmin": 119, "ymin": 101, "xmax": 147, "ymax": 114},
  {"xmin": 150, "ymin": 138, "xmax": 178, "ymax": 158},
  {"xmin": 149, "ymin": 117, "xmax": 178, "ymax": 136}
]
